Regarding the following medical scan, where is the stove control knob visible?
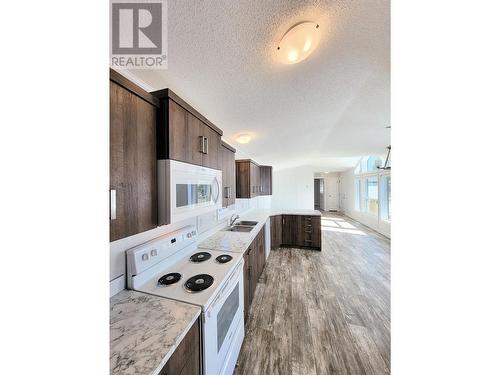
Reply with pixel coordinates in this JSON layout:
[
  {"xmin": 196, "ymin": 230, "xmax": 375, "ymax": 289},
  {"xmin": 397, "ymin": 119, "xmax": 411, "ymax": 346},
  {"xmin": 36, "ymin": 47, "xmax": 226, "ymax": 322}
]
[
  {"xmin": 150, "ymin": 249, "xmax": 157, "ymax": 257},
  {"xmin": 142, "ymin": 253, "xmax": 149, "ymax": 261},
  {"xmin": 191, "ymin": 230, "xmax": 196, "ymax": 236},
  {"xmin": 187, "ymin": 233, "xmax": 192, "ymax": 238}
]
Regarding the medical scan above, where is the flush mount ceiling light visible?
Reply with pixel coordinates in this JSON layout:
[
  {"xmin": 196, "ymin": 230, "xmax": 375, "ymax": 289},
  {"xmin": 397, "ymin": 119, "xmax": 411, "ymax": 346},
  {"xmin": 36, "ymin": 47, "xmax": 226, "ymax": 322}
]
[
  {"xmin": 277, "ymin": 22, "xmax": 321, "ymax": 64},
  {"xmin": 236, "ymin": 133, "xmax": 252, "ymax": 144}
]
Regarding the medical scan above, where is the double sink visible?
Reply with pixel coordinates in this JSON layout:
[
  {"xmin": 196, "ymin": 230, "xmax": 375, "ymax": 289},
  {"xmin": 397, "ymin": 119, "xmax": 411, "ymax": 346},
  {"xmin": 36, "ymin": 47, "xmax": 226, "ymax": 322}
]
[{"xmin": 225, "ymin": 220, "xmax": 259, "ymax": 232}]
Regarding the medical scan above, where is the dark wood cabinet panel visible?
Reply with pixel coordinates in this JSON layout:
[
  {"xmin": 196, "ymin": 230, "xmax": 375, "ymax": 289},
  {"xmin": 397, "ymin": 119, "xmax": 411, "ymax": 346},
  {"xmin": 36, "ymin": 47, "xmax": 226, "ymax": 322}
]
[
  {"xmin": 168, "ymin": 100, "xmax": 188, "ymax": 162},
  {"xmin": 186, "ymin": 112, "xmax": 203, "ymax": 166},
  {"xmin": 236, "ymin": 159, "xmax": 265, "ymax": 198},
  {"xmin": 282, "ymin": 215, "xmax": 300, "ymax": 246},
  {"xmin": 202, "ymin": 126, "xmax": 221, "ymax": 169},
  {"xmin": 159, "ymin": 318, "xmax": 201, "ymax": 375},
  {"xmin": 243, "ymin": 249, "xmax": 251, "ymax": 321},
  {"xmin": 236, "ymin": 160, "xmax": 251, "ymax": 198},
  {"xmin": 153, "ymin": 89, "xmax": 223, "ymax": 169},
  {"xmin": 110, "ymin": 78, "xmax": 158, "ymax": 242},
  {"xmin": 271, "ymin": 215, "xmax": 282, "ymax": 249},
  {"xmin": 250, "ymin": 162, "xmax": 260, "ymax": 197},
  {"xmin": 281, "ymin": 215, "xmax": 321, "ymax": 250},
  {"xmin": 221, "ymin": 141, "xmax": 236, "ymax": 207},
  {"xmin": 259, "ymin": 166, "xmax": 272, "ymax": 195},
  {"xmin": 243, "ymin": 226, "xmax": 266, "ymax": 323}
]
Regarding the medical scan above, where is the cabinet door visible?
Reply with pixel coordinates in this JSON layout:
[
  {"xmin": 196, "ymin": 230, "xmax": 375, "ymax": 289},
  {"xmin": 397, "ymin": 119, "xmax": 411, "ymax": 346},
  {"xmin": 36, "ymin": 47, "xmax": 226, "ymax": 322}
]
[
  {"xmin": 202, "ymin": 126, "xmax": 221, "ymax": 169},
  {"xmin": 282, "ymin": 215, "xmax": 300, "ymax": 246},
  {"xmin": 186, "ymin": 112, "xmax": 203, "ymax": 166},
  {"xmin": 168, "ymin": 100, "xmax": 188, "ymax": 162},
  {"xmin": 257, "ymin": 229, "xmax": 265, "ymax": 276},
  {"xmin": 260, "ymin": 166, "xmax": 272, "ymax": 195},
  {"xmin": 236, "ymin": 161, "xmax": 251, "ymax": 198},
  {"xmin": 251, "ymin": 238, "xmax": 260, "ymax": 291},
  {"xmin": 110, "ymin": 81, "xmax": 157, "ymax": 241},
  {"xmin": 221, "ymin": 146, "xmax": 236, "ymax": 207},
  {"xmin": 159, "ymin": 318, "xmax": 201, "ymax": 375},
  {"xmin": 226, "ymin": 148, "xmax": 235, "ymax": 206},
  {"xmin": 243, "ymin": 249, "xmax": 251, "ymax": 321},
  {"xmin": 250, "ymin": 163, "xmax": 260, "ymax": 197},
  {"xmin": 271, "ymin": 215, "xmax": 282, "ymax": 249}
]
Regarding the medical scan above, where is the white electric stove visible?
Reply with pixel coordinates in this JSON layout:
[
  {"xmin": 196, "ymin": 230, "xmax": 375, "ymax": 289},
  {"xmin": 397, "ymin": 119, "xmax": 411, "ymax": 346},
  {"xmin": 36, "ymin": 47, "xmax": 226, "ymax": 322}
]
[{"xmin": 126, "ymin": 225, "xmax": 245, "ymax": 375}]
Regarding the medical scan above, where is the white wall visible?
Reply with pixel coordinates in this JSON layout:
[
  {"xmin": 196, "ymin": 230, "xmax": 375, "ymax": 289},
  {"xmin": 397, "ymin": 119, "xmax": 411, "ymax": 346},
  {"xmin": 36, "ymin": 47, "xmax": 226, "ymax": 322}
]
[
  {"xmin": 271, "ymin": 165, "xmax": 314, "ymax": 210},
  {"xmin": 339, "ymin": 168, "xmax": 391, "ymax": 237},
  {"xmin": 314, "ymin": 172, "xmax": 340, "ymax": 211}
]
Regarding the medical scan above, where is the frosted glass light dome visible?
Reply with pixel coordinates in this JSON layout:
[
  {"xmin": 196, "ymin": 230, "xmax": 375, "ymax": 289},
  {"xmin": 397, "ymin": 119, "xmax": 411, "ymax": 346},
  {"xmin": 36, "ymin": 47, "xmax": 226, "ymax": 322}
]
[{"xmin": 277, "ymin": 22, "xmax": 321, "ymax": 64}]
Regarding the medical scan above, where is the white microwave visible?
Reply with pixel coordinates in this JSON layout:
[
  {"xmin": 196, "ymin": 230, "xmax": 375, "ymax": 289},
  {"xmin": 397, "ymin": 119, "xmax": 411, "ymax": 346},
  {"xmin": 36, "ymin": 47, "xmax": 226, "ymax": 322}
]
[{"xmin": 158, "ymin": 159, "xmax": 222, "ymax": 225}]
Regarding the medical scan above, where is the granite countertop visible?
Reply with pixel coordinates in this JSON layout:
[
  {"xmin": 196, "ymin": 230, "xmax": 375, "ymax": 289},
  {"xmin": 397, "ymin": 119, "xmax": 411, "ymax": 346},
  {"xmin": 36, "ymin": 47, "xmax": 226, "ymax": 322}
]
[
  {"xmin": 110, "ymin": 290, "xmax": 201, "ymax": 375},
  {"xmin": 198, "ymin": 208, "xmax": 321, "ymax": 253}
]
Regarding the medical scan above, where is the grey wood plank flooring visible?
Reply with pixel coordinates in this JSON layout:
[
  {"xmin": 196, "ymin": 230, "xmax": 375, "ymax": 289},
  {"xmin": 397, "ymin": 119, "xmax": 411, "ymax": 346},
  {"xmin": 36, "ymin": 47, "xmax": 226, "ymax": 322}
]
[{"xmin": 234, "ymin": 212, "xmax": 390, "ymax": 375}]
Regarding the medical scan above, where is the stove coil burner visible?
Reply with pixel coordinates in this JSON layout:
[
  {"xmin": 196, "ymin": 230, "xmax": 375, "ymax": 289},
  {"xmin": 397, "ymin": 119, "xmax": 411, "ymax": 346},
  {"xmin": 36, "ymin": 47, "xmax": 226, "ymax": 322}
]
[
  {"xmin": 184, "ymin": 274, "xmax": 214, "ymax": 292},
  {"xmin": 190, "ymin": 252, "xmax": 212, "ymax": 263},
  {"xmin": 216, "ymin": 254, "xmax": 233, "ymax": 264},
  {"xmin": 158, "ymin": 272, "xmax": 182, "ymax": 286}
]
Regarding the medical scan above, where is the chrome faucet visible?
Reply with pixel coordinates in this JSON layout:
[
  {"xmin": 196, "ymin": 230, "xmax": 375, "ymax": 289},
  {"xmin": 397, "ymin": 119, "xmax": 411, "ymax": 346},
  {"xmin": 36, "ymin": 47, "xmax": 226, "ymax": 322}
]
[{"xmin": 229, "ymin": 214, "xmax": 240, "ymax": 227}]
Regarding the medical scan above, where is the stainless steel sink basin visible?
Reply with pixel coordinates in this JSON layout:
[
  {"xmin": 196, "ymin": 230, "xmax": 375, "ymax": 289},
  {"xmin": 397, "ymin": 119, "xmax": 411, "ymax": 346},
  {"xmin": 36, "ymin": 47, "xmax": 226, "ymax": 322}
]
[
  {"xmin": 225, "ymin": 225, "xmax": 254, "ymax": 232},
  {"xmin": 235, "ymin": 220, "xmax": 259, "ymax": 226}
]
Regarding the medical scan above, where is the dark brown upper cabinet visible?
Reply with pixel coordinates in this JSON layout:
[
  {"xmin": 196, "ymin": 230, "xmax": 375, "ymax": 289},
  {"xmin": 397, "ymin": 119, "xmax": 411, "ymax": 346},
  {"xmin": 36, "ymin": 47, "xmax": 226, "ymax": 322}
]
[
  {"xmin": 259, "ymin": 166, "xmax": 272, "ymax": 195},
  {"xmin": 221, "ymin": 141, "xmax": 236, "ymax": 207},
  {"xmin": 110, "ymin": 69, "xmax": 159, "ymax": 242},
  {"xmin": 153, "ymin": 89, "xmax": 223, "ymax": 170},
  {"xmin": 236, "ymin": 160, "xmax": 273, "ymax": 198}
]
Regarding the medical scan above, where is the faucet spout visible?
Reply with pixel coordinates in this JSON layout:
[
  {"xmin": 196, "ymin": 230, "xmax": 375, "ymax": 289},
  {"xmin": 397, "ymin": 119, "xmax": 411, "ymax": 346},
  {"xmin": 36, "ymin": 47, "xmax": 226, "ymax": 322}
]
[{"xmin": 230, "ymin": 214, "xmax": 240, "ymax": 227}]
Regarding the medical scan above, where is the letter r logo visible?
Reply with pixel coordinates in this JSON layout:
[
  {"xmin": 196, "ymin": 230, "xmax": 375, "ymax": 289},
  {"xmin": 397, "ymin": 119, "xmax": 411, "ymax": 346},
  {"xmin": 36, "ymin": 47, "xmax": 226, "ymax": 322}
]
[{"xmin": 112, "ymin": 3, "xmax": 162, "ymax": 54}]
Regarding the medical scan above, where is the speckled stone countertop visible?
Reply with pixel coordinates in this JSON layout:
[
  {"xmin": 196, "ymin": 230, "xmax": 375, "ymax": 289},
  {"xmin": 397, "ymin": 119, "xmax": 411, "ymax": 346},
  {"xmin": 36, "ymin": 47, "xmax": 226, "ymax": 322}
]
[
  {"xmin": 110, "ymin": 290, "xmax": 201, "ymax": 375},
  {"xmin": 198, "ymin": 209, "xmax": 321, "ymax": 253}
]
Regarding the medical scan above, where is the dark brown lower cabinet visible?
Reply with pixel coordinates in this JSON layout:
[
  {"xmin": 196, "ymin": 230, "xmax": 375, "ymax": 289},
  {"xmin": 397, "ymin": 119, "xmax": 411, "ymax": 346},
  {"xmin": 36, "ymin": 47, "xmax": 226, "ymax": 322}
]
[
  {"xmin": 276, "ymin": 215, "xmax": 321, "ymax": 250},
  {"xmin": 159, "ymin": 318, "xmax": 201, "ymax": 375},
  {"xmin": 271, "ymin": 215, "xmax": 282, "ymax": 249},
  {"xmin": 243, "ymin": 227, "xmax": 266, "ymax": 322}
]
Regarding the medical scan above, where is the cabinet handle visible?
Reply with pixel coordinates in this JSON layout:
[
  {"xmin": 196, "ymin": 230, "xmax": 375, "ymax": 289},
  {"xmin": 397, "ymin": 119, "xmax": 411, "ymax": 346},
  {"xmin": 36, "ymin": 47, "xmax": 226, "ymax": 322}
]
[
  {"xmin": 110, "ymin": 189, "xmax": 116, "ymax": 220},
  {"xmin": 305, "ymin": 239, "xmax": 312, "ymax": 243},
  {"xmin": 199, "ymin": 136, "xmax": 204, "ymax": 153},
  {"xmin": 224, "ymin": 186, "xmax": 231, "ymax": 199},
  {"xmin": 305, "ymin": 230, "xmax": 312, "ymax": 233},
  {"xmin": 204, "ymin": 137, "xmax": 208, "ymax": 154}
]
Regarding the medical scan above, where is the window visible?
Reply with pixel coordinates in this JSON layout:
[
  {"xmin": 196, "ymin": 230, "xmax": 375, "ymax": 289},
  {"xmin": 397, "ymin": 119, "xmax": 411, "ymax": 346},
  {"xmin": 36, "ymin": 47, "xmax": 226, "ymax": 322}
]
[
  {"xmin": 364, "ymin": 176, "xmax": 378, "ymax": 216},
  {"xmin": 380, "ymin": 175, "xmax": 391, "ymax": 221},
  {"xmin": 366, "ymin": 156, "xmax": 383, "ymax": 172},
  {"xmin": 354, "ymin": 178, "xmax": 361, "ymax": 211}
]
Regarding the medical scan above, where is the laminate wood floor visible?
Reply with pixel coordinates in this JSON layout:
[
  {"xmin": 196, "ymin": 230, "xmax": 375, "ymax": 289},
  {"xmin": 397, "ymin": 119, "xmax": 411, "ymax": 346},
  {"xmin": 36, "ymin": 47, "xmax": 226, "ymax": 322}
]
[{"xmin": 234, "ymin": 212, "xmax": 390, "ymax": 375}]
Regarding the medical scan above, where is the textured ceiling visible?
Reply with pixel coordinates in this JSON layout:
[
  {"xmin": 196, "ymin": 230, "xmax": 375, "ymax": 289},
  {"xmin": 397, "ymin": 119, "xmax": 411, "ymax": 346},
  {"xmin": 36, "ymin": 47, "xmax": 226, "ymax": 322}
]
[{"xmin": 127, "ymin": 0, "xmax": 390, "ymax": 171}]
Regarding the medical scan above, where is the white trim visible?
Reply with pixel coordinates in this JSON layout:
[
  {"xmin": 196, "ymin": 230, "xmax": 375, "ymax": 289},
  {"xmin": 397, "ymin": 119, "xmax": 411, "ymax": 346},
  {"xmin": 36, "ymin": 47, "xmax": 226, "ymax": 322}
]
[{"xmin": 110, "ymin": 274, "xmax": 126, "ymax": 297}]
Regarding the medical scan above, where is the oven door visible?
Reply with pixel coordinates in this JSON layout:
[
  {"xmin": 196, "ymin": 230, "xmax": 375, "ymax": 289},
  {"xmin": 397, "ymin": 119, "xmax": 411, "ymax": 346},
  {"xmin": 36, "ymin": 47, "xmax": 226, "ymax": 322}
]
[
  {"xmin": 168, "ymin": 160, "xmax": 222, "ymax": 223},
  {"xmin": 203, "ymin": 262, "xmax": 244, "ymax": 375}
]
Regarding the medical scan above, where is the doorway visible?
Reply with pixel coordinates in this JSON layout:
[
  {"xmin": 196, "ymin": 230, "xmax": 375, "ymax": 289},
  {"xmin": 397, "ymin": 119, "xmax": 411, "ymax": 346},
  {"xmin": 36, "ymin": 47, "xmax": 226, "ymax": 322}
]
[{"xmin": 314, "ymin": 178, "xmax": 325, "ymax": 211}]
